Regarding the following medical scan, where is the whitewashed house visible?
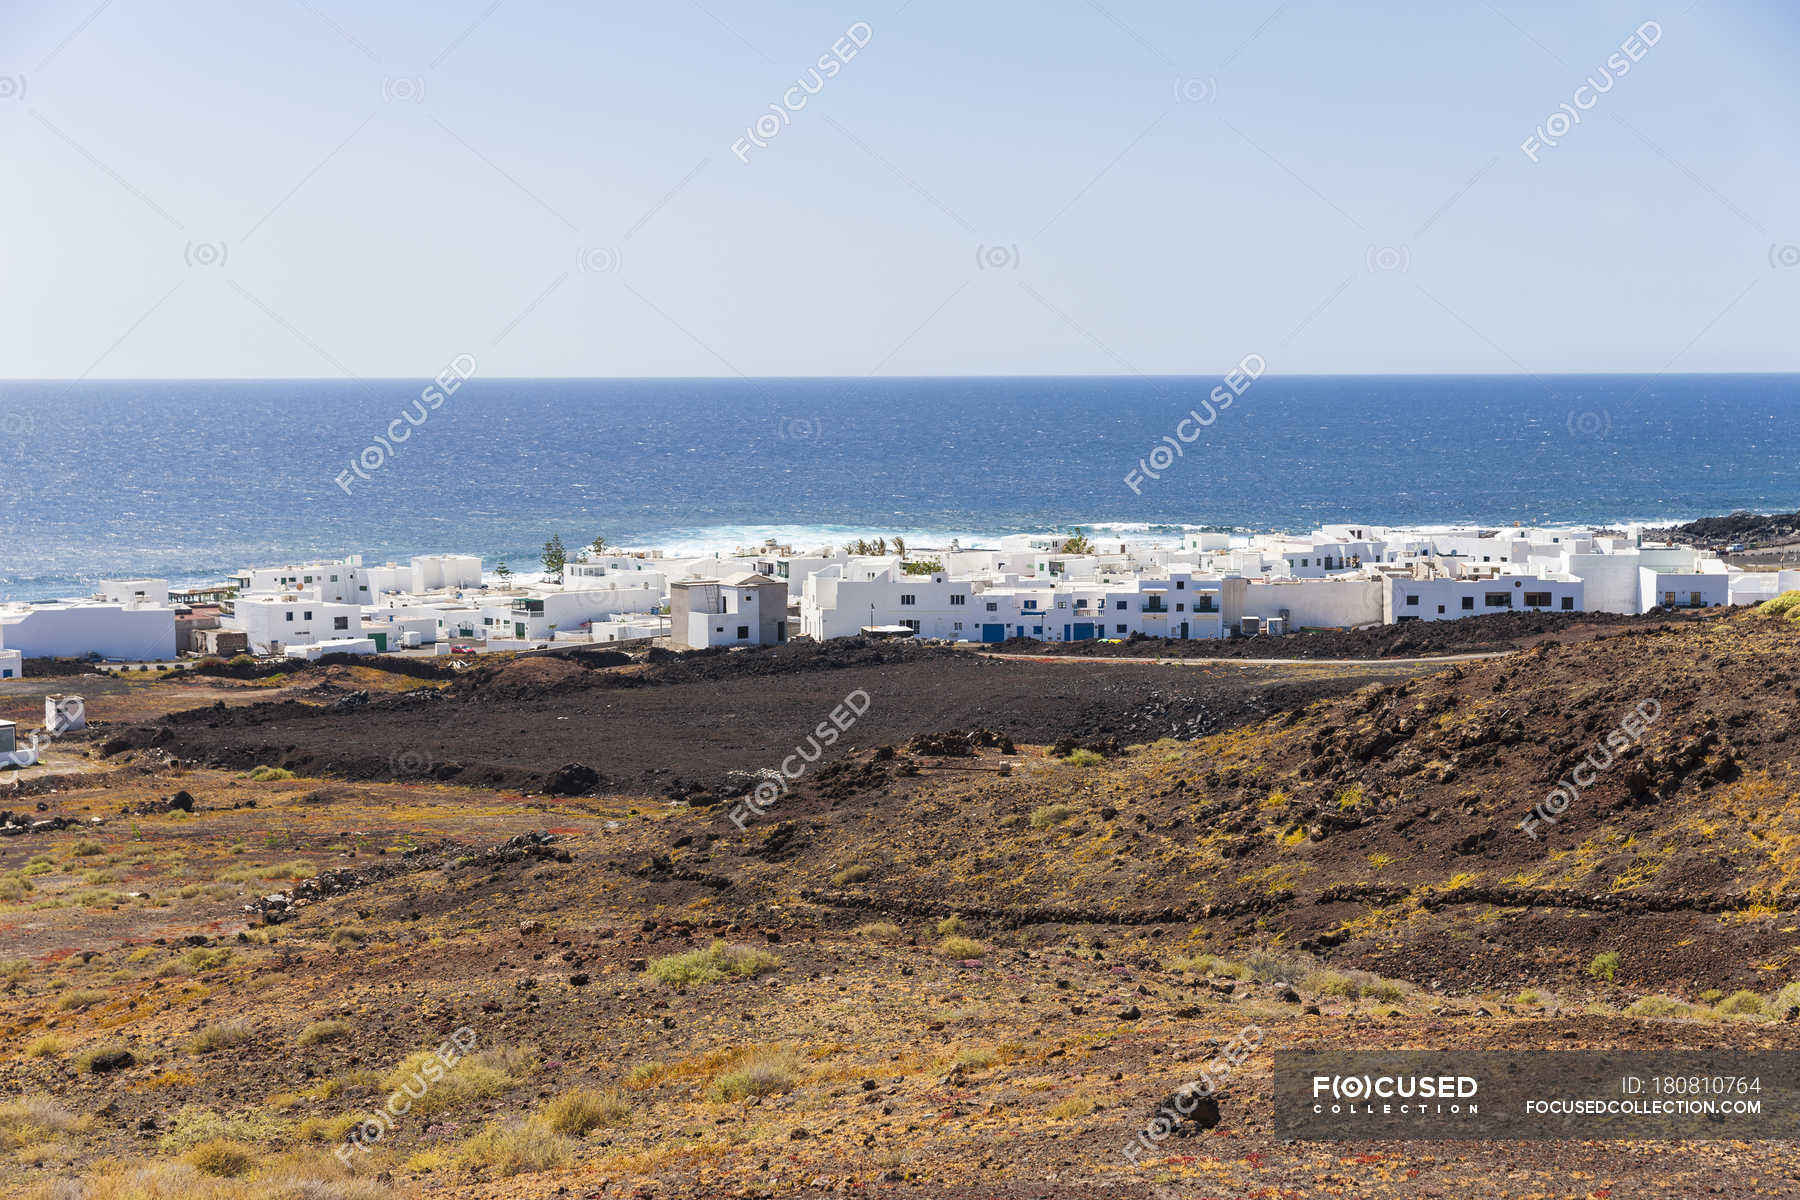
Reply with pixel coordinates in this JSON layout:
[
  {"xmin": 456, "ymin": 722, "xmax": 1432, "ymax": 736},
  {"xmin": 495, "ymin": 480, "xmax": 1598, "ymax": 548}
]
[
  {"xmin": 229, "ymin": 596, "xmax": 363, "ymax": 655},
  {"xmin": 1385, "ymin": 568, "xmax": 1583, "ymax": 622},
  {"xmin": 670, "ymin": 573, "xmax": 787, "ymax": 648},
  {"xmin": 0, "ymin": 649, "xmax": 21, "ymax": 679},
  {"xmin": 0, "ymin": 600, "xmax": 176, "ymax": 660}
]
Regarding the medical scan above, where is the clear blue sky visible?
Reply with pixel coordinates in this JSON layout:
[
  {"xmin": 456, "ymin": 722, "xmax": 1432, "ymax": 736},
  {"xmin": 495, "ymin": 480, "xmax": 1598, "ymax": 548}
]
[{"xmin": 5, "ymin": 0, "xmax": 1796, "ymax": 378}]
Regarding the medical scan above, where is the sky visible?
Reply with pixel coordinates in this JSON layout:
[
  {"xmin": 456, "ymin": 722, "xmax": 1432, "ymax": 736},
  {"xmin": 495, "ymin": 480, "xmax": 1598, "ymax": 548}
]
[{"xmin": 3, "ymin": 0, "xmax": 1797, "ymax": 378}]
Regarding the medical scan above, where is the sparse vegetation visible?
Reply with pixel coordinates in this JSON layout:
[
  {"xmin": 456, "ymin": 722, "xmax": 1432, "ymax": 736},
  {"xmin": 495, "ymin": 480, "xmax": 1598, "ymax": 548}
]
[
  {"xmin": 1062, "ymin": 749, "xmax": 1104, "ymax": 768},
  {"xmin": 1588, "ymin": 951, "xmax": 1621, "ymax": 983},
  {"xmin": 830, "ymin": 863, "xmax": 873, "ymax": 886},
  {"xmin": 939, "ymin": 935, "xmax": 987, "ymax": 958},
  {"xmin": 185, "ymin": 1020, "xmax": 254, "ymax": 1054},
  {"xmin": 248, "ymin": 766, "xmax": 295, "ymax": 782},
  {"xmin": 459, "ymin": 1119, "xmax": 572, "ymax": 1176},
  {"xmin": 540, "ymin": 1086, "xmax": 631, "ymax": 1135},
  {"xmin": 708, "ymin": 1044, "xmax": 805, "ymax": 1100},
  {"xmin": 647, "ymin": 941, "xmax": 781, "ymax": 986},
  {"xmin": 297, "ymin": 1019, "xmax": 350, "ymax": 1047},
  {"xmin": 852, "ymin": 921, "xmax": 902, "ymax": 940},
  {"xmin": 184, "ymin": 1137, "xmax": 259, "ymax": 1177},
  {"xmin": 1030, "ymin": 802, "xmax": 1077, "ymax": 828}
]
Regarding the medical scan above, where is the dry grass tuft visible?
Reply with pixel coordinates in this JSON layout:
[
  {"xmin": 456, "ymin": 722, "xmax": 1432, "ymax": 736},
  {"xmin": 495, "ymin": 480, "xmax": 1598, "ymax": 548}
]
[{"xmin": 540, "ymin": 1086, "xmax": 631, "ymax": 1135}]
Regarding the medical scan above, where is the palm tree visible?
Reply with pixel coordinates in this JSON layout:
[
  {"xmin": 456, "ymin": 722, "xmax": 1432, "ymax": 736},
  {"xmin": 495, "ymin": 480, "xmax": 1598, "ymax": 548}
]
[
  {"xmin": 892, "ymin": 535, "xmax": 907, "ymax": 557},
  {"xmin": 1060, "ymin": 531, "xmax": 1093, "ymax": 555}
]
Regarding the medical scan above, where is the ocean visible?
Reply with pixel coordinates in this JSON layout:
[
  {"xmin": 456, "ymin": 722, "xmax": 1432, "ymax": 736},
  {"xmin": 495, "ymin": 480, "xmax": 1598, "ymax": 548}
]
[{"xmin": 2, "ymin": 374, "xmax": 1796, "ymax": 599}]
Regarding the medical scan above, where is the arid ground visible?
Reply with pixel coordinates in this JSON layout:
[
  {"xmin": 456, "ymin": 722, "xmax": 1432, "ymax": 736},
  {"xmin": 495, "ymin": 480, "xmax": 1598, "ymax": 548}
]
[{"xmin": 4, "ymin": 606, "xmax": 1800, "ymax": 1198}]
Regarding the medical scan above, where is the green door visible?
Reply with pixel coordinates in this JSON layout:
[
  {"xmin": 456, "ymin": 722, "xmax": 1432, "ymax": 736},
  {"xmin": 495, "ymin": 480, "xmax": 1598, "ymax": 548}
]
[{"xmin": 370, "ymin": 632, "xmax": 387, "ymax": 652}]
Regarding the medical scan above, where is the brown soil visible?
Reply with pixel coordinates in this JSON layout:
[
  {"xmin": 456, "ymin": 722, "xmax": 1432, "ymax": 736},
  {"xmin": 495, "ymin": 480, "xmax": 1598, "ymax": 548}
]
[
  {"xmin": 4, "ymin": 611, "xmax": 1800, "ymax": 1198},
  {"xmin": 98, "ymin": 639, "xmax": 1422, "ymax": 800}
]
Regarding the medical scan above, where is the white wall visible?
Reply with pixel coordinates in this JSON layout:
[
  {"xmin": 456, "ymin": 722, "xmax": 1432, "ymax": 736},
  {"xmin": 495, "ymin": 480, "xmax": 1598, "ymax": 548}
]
[
  {"xmin": 1639, "ymin": 569, "xmax": 1728, "ymax": 611},
  {"xmin": 99, "ymin": 579, "xmax": 170, "ymax": 606},
  {"xmin": 1245, "ymin": 578, "xmax": 1384, "ymax": 628},
  {"xmin": 230, "ymin": 598, "xmax": 364, "ymax": 654},
  {"xmin": 0, "ymin": 604, "xmax": 177, "ymax": 660}
]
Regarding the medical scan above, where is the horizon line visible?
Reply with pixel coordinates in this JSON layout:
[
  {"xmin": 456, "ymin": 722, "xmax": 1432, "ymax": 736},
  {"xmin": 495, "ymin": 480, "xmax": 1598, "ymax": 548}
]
[{"xmin": 4, "ymin": 370, "xmax": 1800, "ymax": 384}]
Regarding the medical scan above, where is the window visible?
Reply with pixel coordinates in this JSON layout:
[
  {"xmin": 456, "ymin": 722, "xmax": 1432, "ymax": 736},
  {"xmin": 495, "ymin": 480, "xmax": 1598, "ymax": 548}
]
[
  {"xmin": 1116, "ymin": 624, "xmax": 1128, "ymax": 634},
  {"xmin": 304, "ymin": 575, "xmax": 313, "ymax": 583},
  {"xmin": 1075, "ymin": 598, "xmax": 1088, "ymax": 608},
  {"xmin": 1175, "ymin": 580, "xmax": 1184, "ymax": 589},
  {"xmin": 985, "ymin": 601, "xmax": 997, "ymax": 611},
  {"xmin": 1405, "ymin": 594, "xmax": 1419, "ymax": 606},
  {"xmin": 285, "ymin": 612, "xmax": 294, "ymax": 622},
  {"xmin": 736, "ymin": 625, "xmax": 749, "ymax": 639},
  {"xmin": 1437, "ymin": 605, "xmax": 1445, "ymax": 614},
  {"xmin": 304, "ymin": 610, "xmax": 313, "ymax": 620},
  {"xmin": 1115, "ymin": 600, "xmax": 1126, "ymax": 610},
  {"xmin": 1461, "ymin": 596, "xmax": 1475, "ymax": 611},
  {"xmin": 1663, "ymin": 591, "xmax": 1675, "ymax": 606},
  {"xmin": 333, "ymin": 616, "xmax": 349, "ymax": 630},
  {"xmin": 950, "ymin": 594, "xmax": 965, "ymax": 606},
  {"xmin": 1523, "ymin": 592, "xmax": 1550, "ymax": 607},
  {"xmin": 902, "ymin": 619, "xmax": 920, "ymax": 632},
  {"xmin": 1175, "ymin": 603, "xmax": 1184, "ymax": 612},
  {"xmin": 1301, "ymin": 558, "xmax": 1309, "ymax": 567},
  {"xmin": 1023, "ymin": 598, "xmax": 1037, "ymax": 610},
  {"xmin": 953, "ymin": 621, "xmax": 962, "ymax": 631},
  {"xmin": 1484, "ymin": 592, "xmax": 1511, "ymax": 608},
  {"xmin": 1690, "ymin": 591, "xmax": 1703, "ymax": 607},
  {"xmin": 330, "ymin": 574, "xmax": 338, "ymax": 582},
  {"xmin": 1561, "ymin": 596, "xmax": 1574, "ymax": 611},
  {"xmin": 900, "ymin": 594, "xmax": 916, "ymax": 606}
]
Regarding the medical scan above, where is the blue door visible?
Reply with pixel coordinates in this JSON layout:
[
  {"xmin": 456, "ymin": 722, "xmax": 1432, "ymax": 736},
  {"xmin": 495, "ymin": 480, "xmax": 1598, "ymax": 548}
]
[
  {"xmin": 1072, "ymin": 622, "xmax": 1094, "ymax": 640},
  {"xmin": 981, "ymin": 623, "xmax": 1006, "ymax": 643}
]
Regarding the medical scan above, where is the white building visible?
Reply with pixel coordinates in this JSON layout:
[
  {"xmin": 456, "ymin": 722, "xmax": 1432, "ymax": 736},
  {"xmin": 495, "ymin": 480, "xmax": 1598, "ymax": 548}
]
[
  {"xmin": 1386, "ymin": 569, "xmax": 1583, "ymax": 622},
  {"xmin": 99, "ymin": 578, "xmax": 171, "ymax": 607},
  {"xmin": 670, "ymin": 573, "xmax": 788, "ymax": 648},
  {"xmin": 282, "ymin": 637, "xmax": 378, "ymax": 661},
  {"xmin": 0, "ymin": 601, "xmax": 177, "ymax": 661},
  {"xmin": 0, "ymin": 649, "xmax": 20, "ymax": 679},
  {"xmin": 229, "ymin": 596, "xmax": 364, "ymax": 655}
]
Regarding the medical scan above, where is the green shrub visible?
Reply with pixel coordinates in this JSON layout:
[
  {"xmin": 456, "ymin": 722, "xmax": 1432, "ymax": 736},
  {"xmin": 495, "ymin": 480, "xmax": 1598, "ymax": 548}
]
[
  {"xmin": 56, "ymin": 989, "xmax": 110, "ymax": 1011},
  {"xmin": 248, "ymin": 766, "xmax": 295, "ymax": 782},
  {"xmin": 1063, "ymin": 748, "xmax": 1104, "ymax": 767},
  {"xmin": 185, "ymin": 946, "xmax": 231, "ymax": 971},
  {"xmin": 1716, "ymin": 989, "xmax": 1767, "ymax": 1016},
  {"xmin": 936, "ymin": 915, "xmax": 964, "ymax": 936},
  {"xmin": 646, "ymin": 941, "xmax": 780, "ymax": 987},
  {"xmin": 458, "ymin": 1120, "xmax": 572, "ymax": 1176},
  {"xmin": 1758, "ymin": 591, "xmax": 1800, "ymax": 616},
  {"xmin": 852, "ymin": 922, "xmax": 902, "ymax": 940},
  {"xmin": 1030, "ymin": 803, "xmax": 1077, "ymax": 829},
  {"xmin": 830, "ymin": 864, "xmax": 872, "ymax": 887},
  {"xmin": 1624, "ymin": 994, "xmax": 1711, "ymax": 1021},
  {"xmin": 938, "ymin": 935, "xmax": 987, "ymax": 959},
  {"xmin": 1588, "ymin": 951, "xmax": 1621, "ymax": 982}
]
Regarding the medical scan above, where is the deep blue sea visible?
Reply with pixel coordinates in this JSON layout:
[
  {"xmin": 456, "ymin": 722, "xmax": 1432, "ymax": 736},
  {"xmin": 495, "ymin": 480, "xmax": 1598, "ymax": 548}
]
[{"xmin": 2, "ymin": 375, "xmax": 1796, "ymax": 599}]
